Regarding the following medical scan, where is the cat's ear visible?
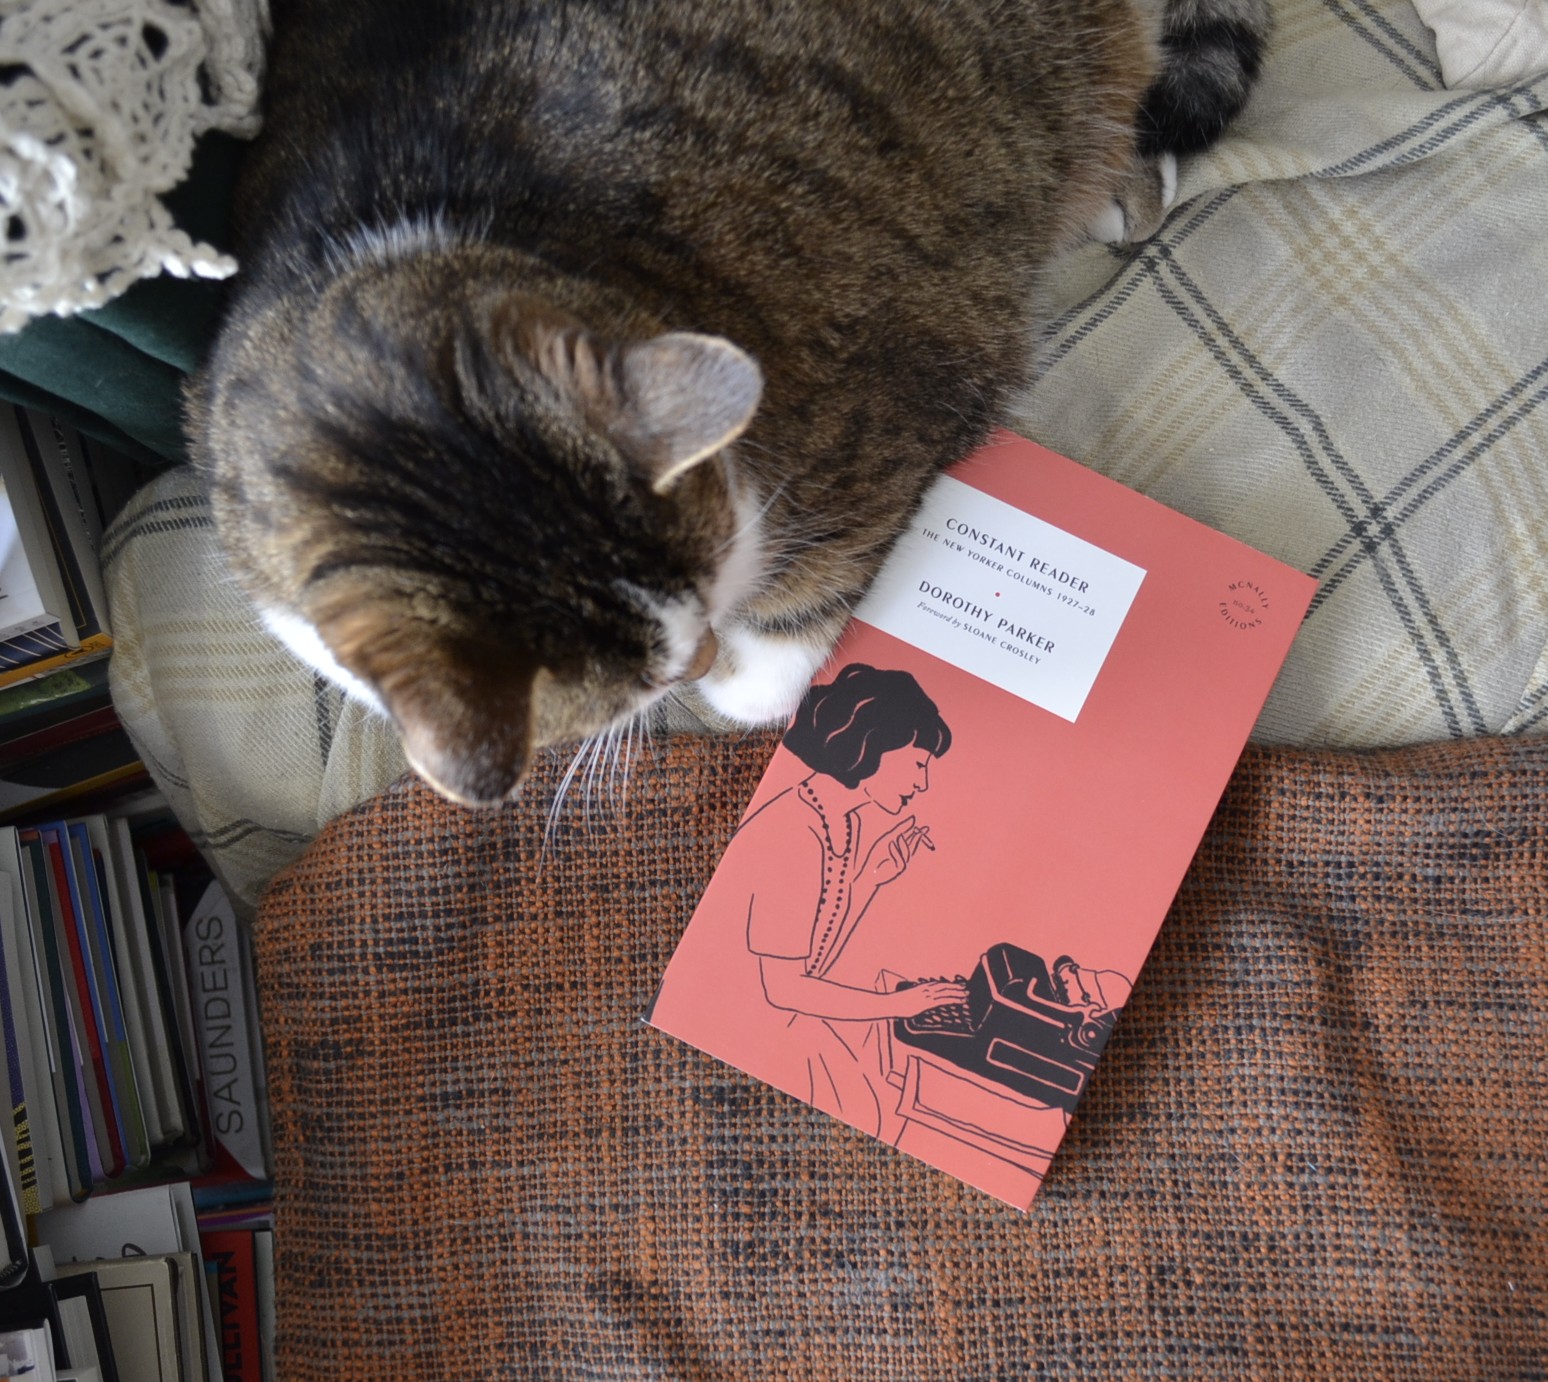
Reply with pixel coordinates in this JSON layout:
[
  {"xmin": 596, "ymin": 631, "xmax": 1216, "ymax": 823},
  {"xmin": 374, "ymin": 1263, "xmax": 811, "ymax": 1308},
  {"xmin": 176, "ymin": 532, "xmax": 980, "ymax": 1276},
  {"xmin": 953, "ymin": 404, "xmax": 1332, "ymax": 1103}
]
[
  {"xmin": 319, "ymin": 606, "xmax": 537, "ymax": 805},
  {"xmin": 501, "ymin": 307, "xmax": 762, "ymax": 490},
  {"xmin": 613, "ymin": 332, "xmax": 764, "ymax": 492}
]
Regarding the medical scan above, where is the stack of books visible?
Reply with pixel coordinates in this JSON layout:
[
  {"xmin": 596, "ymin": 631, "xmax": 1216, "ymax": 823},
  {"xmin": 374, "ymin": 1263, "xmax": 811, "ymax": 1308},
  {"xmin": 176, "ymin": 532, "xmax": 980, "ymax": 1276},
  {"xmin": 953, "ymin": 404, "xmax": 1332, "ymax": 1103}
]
[
  {"xmin": 0, "ymin": 408, "xmax": 151, "ymax": 823},
  {"xmin": 0, "ymin": 795, "xmax": 273, "ymax": 1377},
  {"xmin": 0, "ymin": 403, "xmax": 268, "ymax": 1377}
]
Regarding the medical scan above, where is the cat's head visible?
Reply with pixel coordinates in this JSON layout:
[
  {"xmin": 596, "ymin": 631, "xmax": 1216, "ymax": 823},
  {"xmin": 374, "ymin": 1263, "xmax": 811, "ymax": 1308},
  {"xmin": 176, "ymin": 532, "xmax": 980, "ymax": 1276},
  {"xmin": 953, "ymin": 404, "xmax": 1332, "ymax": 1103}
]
[{"xmin": 194, "ymin": 255, "xmax": 767, "ymax": 805}]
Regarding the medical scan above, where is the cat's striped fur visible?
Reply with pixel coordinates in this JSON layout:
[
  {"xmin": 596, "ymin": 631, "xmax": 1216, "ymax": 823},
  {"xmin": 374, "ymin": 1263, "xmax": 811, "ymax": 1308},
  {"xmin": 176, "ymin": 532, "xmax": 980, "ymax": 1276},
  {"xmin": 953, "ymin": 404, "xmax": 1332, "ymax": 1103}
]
[{"xmin": 191, "ymin": 0, "xmax": 1270, "ymax": 804}]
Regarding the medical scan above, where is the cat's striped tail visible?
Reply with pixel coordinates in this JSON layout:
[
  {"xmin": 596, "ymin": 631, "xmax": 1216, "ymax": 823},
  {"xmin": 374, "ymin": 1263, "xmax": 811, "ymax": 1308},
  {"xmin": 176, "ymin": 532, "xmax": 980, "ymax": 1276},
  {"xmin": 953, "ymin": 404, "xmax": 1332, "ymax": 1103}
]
[{"xmin": 1137, "ymin": 0, "xmax": 1271, "ymax": 157}]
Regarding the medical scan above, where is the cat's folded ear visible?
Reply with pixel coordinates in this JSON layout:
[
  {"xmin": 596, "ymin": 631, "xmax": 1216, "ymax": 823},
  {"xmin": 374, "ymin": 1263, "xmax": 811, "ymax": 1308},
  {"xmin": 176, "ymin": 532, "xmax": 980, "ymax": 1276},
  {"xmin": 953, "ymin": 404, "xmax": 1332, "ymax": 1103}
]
[
  {"xmin": 319, "ymin": 606, "xmax": 537, "ymax": 806},
  {"xmin": 505, "ymin": 307, "xmax": 763, "ymax": 492},
  {"xmin": 612, "ymin": 332, "xmax": 764, "ymax": 491}
]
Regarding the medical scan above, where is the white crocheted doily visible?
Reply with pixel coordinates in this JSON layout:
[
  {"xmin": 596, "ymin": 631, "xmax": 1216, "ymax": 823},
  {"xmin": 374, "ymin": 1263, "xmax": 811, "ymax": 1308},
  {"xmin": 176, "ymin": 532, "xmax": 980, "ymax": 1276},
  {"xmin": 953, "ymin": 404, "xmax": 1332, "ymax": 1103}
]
[{"xmin": 0, "ymin": 0, "xmax": 268, "ymax": 333}]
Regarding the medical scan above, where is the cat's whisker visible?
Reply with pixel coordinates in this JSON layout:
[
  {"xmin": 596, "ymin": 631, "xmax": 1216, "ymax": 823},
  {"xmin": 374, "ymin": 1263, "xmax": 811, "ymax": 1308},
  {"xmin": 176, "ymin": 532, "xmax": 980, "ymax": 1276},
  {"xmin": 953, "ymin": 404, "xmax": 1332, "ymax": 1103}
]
[
  {"xmin": 544, "ymin": 737, "xmax": 593, "ymax": 848},
  {"xmin": 580, "ymin": 731, "xmax": 606, "ymax": 828},
  {"xmin": 600, "ymin": 722, "xmax": 622, "ymax": 811},
  {"xmin": 715, "ymin": 476, "xmax": 790, "ymax": 559},
  {"xmin": 614, "ymin": 719, "xmax": 632, "ymax": 809}
]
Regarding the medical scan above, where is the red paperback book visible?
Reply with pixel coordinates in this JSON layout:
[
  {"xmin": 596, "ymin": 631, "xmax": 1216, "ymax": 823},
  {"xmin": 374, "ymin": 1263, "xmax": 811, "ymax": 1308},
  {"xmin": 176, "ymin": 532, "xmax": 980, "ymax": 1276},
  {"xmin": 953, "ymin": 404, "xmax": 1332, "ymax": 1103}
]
[
  {"xmin": 649, "ymin": 431, "xmax": 1318, "ymax": 1210},
  {"xmin": 201, "ymin": 1226, "xmax": 263, "ymax": 1382}
]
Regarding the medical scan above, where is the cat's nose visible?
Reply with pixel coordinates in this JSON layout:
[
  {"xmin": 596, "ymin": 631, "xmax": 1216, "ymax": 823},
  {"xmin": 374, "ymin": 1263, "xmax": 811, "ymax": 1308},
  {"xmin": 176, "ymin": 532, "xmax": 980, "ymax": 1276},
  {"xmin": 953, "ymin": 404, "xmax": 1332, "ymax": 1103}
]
[{"xmin": 685, "ymin": 628, "xmax": 719, "ymax": 681}]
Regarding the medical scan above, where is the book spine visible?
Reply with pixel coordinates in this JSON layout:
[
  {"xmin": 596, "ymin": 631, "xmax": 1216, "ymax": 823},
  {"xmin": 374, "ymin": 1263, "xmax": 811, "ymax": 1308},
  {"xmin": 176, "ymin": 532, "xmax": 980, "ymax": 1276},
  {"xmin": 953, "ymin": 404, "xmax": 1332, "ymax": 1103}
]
[
  {"xmin": 84, "ymin": 819, "xmax": 166, "ymax": 1151},
  {"xmin": 106, "ymin": 820, "xmax": 187, "ymax": 1147},
  {"xmin": 68, "ymin": 825, "xmax": 148, "ymax": 1171},
  {"xmin": 41, "ymin": 831, "xmax": 125, "ymax": 1179},
  {"xmin": 184, "ymin": 883, "xmax": 269, "ymax": 1182},
  {"xmin": 17, "ymin": 833, "xmax": 93, "ymax": 1199},
  {"xmin": 0, "ymin": 828, "xmax": 67, "ymax": 1208},
  {"xmin": 0, "ymin": 634, "xmax": 112, "ymax": 692},
  {"xmin": 253, "ymin": 1226, "xmax": 275, "ymax": 1382},
  {"xmin": 0, "ymin": 705, "xmax": 125, "ymax": 772},
  {"xmin": 14, "ymin": 409, "xmax": 104, "ymax": 645},
  {"xmin": 0, "ymin": 911, "xmax": 39, "ymax": 1218},
  {"xmin": 200, "ymin": 1228, "xmax": 263, "ymax": 1382},
  {"xmin": 0, "ymin": 623, "xmax": 68, "ymax": 671},
  {"xmin": 144, "ymin": 860, "xmax": 204, "ymax": 1155}
]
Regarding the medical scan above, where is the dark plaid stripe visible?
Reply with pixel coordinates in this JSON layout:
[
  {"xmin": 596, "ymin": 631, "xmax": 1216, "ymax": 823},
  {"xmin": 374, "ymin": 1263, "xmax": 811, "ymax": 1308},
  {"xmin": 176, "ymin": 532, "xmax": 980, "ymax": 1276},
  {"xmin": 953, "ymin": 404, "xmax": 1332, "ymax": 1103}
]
[
  {"xmin": 102, "ymin": 492, "xmax": 214, "ymax": 572},
  {"xmin": 1324, "ymin": 0, "xmax": 1442, "ymax": 90},
  {"xmin": 1138, "ymin": 246, "xmax": 1487, "ymax": 736},
  {"xmin": 1307, "ymin": 358, "xmax": 1548, "ymax": 609},
  {"xmin": 189, "ymin": 818, "xmax": 314, "ymax": 851},
  {"xmin": 1320, "ymin": 84, "xmax": 1547, "ymax": 178}
]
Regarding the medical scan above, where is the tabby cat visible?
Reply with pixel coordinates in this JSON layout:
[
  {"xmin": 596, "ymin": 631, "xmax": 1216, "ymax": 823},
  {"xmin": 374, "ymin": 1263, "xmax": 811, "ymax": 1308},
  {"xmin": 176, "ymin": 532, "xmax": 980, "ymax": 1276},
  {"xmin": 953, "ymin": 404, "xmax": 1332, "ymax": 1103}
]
[{"xmin": 190, "ymin": 0, "xmax": 1270, "ymax": 804}]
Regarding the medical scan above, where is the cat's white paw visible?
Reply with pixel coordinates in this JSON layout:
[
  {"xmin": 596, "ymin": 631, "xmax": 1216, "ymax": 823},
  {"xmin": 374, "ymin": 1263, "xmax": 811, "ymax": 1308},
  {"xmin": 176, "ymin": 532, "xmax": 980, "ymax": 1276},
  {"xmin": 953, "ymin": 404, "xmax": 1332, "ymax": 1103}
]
[
  {"xmin": 1088, "ymin": 151, "xmax": 1179, "ymax": 244},
  {"xmin": 1088, "ymin": 200, "xmax": 1128, "ymax": 245},
  {"xmin": 695, "ymin": 624, "xmax": 828, "ymax": 726}
]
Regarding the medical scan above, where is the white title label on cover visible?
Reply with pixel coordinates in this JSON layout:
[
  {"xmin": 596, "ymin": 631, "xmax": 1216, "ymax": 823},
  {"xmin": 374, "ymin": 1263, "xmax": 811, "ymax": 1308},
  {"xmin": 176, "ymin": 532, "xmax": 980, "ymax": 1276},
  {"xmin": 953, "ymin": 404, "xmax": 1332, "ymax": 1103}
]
[{"xmin": 853, "ymin": 475, "xmax": 1146, "ymax": 720}]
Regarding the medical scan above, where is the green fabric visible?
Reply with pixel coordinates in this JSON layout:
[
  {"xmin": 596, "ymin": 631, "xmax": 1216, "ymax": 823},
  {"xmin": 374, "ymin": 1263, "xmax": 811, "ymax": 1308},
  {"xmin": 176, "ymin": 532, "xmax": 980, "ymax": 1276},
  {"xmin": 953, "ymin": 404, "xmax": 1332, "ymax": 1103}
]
[{"xmin": 0, "ymin": 131, "xmax": 248, "ymax": 466}]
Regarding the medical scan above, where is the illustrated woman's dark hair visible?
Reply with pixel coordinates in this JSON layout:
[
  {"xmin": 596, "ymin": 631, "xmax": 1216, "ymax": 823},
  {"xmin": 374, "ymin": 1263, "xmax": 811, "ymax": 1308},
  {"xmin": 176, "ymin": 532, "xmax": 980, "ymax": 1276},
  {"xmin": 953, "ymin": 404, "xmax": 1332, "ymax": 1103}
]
[{"xmin": 782, "ymin": 664, "xmax": 952, "ymax": 788}]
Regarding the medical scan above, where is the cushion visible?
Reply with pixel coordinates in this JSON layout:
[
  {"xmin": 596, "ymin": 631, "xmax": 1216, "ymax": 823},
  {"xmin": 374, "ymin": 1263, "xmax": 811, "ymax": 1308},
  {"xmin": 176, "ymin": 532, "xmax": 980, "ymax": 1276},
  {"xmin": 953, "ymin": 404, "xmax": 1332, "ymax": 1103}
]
[
  {"xmin": 103, "ymin": 473, "xmax": 409, "ymax": 916},
  {"xmin": 1012, "ymin": 0, "xmax": 1548, "ymax": 746},
  {"xmin": 1412, "ymin": 0, "xmax": 1548, "ymax": 88},
  {"xmin": 255, "ymin": 730, "xmax": 1548, "ymax": 1378}
]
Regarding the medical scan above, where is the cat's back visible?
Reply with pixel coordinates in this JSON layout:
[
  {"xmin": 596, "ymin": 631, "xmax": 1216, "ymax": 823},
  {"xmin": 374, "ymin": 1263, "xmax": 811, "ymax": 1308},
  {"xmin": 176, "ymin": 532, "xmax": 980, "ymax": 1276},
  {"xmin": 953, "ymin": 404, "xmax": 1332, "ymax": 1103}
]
[{"xmin": 239, "ymin": 0, "xmax": 1155, "ymax": 311}]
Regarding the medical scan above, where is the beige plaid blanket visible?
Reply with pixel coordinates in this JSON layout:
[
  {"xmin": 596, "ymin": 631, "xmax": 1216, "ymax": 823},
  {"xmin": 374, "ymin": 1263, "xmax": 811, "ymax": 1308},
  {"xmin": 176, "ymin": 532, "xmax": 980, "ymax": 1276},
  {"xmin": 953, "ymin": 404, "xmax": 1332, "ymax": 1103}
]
[{"xmin": 105, "ymin": 0, "xmax": 1548, "ymax": 914}]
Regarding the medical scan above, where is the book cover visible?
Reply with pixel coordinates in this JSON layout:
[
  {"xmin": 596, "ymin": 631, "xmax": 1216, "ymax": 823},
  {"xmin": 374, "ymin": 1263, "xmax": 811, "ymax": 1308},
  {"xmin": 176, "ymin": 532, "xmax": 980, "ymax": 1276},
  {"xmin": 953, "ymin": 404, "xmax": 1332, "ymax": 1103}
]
[
  {"xmin": 54, "ymin": 1256, "xmax": 181, "ymax": 1382},
  {"xmin": 0, "ymin": 475, "xmax": 63, "ymax": 647},
  {"xmin": 46, "ymin": 1270, "xmax": 122, "ymax": 1382},
  {"xmin": 650, "ymin": 432, "xmax": 1317, "ymax": 1210},
  {"xmin": 0, "ymin": 408, "xmax": 78, "ymax": 660}
]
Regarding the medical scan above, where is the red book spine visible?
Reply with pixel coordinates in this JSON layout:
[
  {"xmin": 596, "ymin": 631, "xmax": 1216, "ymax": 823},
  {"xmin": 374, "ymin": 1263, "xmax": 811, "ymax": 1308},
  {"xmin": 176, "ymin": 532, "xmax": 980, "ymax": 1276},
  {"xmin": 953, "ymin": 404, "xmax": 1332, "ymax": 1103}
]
[
  {"xmin": 45, "ymin": 834, "xmax": 125, "ymax": 1177},
  {"xmin": 200, "ymin": 1228, "xmax": 263, "ymax": 1382}
]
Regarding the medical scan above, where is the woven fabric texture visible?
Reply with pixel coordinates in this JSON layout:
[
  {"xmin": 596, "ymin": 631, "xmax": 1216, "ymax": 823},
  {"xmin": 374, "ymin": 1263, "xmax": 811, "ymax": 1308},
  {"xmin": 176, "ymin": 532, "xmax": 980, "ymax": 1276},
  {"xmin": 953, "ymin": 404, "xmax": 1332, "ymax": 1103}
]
[{"xmin": 256, "ymin": 731, "xmax": 1548, "ymax": 1380}]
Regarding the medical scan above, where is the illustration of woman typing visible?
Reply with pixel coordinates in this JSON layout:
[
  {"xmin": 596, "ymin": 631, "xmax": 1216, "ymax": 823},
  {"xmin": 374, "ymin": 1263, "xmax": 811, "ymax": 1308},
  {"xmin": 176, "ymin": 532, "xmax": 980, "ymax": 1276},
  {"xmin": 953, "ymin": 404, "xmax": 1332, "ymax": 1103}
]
[{"xmin": 729, "ymin": 663, "xmax": 967, "ymax": 1140}]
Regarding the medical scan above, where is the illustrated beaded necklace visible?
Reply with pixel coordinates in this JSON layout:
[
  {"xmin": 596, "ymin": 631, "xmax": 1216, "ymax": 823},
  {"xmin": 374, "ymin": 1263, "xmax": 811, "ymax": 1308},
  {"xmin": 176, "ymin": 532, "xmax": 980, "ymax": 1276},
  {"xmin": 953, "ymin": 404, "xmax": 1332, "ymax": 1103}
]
[{"xmin": 799, "ymin": 778, "xmax": 857, "ymax": 978}]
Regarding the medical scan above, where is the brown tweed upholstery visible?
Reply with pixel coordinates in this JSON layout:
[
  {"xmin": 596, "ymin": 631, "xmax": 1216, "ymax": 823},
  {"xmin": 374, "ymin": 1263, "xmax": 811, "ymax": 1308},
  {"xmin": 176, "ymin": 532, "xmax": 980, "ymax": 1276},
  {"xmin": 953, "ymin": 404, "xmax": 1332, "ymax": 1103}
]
[{"xmin": 255, "ymin": 732, "xmax": 1548, "ymax": 1379}]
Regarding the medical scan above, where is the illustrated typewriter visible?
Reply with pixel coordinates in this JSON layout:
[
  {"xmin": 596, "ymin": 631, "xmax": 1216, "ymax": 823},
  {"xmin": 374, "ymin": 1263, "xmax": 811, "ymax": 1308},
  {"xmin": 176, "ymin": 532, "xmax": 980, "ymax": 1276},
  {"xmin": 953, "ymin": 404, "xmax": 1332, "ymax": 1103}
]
[{"xmin": 893, "ymin": 942, "xmax": 1120, "ymax": 1113}]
